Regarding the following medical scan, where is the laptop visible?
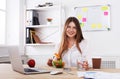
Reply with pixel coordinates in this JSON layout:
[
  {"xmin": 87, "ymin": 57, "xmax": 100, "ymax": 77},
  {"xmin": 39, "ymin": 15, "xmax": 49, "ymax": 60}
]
[{"xmin": 9, "ymin": 46, "xmax": 51, "ymax": 74}]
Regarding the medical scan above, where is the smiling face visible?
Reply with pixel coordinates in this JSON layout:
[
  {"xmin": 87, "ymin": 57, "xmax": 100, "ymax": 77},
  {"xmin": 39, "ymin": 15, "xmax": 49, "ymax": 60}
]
[{"xmin": 66, "ymin": 22, "xmax": 77, "ymax": 39}]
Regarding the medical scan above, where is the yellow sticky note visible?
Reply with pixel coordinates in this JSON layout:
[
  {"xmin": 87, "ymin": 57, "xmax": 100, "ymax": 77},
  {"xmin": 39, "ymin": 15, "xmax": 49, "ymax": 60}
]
[
  {"xmin": 97, "ymin": 23, "xmax": 102, "ymax": 28},
  {"xmin": 80, "ymin": 23, "xmax": 84, "ymax": 28},
  {"xmin": 82, "ymin": 8, "xmax": 88, "ymax": 12},
  {"xmin": 77, "ymin": 15, "xmax": 82, "ymax": 20},
  {"xmin": 101, "ymin": 6, "xmax": 108, "ymax": 11},
  {"xmin": 91, "ymin": 24, "xmax": 96, "ymax": 28}
]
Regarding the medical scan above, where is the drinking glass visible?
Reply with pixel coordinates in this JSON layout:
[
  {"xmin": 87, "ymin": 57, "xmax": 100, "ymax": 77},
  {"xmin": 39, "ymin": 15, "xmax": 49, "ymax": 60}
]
[{"xmin": 77, "ymin": 57, "xmax": 86, "ymax": 71}]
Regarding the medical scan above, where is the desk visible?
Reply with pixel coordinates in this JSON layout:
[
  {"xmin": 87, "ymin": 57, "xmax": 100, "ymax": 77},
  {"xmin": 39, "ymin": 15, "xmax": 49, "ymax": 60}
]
[{"xmin": 0, "ymin": 64, "xmax": 120, "ymax": 79}]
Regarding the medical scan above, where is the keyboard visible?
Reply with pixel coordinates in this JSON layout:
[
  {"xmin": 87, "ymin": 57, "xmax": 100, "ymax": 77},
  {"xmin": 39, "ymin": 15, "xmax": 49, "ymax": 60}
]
[
  {"xmin": 24, "ymin": 68, "xmax": 39, "ymax": 72},
  {"xmin": 24, "ymin": 68, "xmax": 51, "ymax": 73}
]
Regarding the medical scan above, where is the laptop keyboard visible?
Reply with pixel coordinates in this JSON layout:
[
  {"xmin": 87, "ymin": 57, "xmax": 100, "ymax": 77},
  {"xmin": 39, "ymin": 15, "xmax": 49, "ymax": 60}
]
[
  {"xmin": 24, "ymin": 68, "xmax": 50, "ymax": 73},
  {"xmin": 24, "ymin": 68, "xmax": 39, "ymax": 72}
]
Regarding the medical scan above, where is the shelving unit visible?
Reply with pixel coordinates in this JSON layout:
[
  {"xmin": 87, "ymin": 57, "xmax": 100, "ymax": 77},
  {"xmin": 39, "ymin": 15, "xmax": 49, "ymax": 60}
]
[
  {"xmin": 25, "ymin": 4, "xmax": 62, "ymax": 55},
  {"xmin": 26, "ymin": 24, "xmax": 58, "ymax": 28},
  {"xmin": 26, "ymin": 5, "xmax": 60, "ymax": 11},
  {"xmin": 26, "ymin": 43, "xmax": 56, "ymax": 46}
]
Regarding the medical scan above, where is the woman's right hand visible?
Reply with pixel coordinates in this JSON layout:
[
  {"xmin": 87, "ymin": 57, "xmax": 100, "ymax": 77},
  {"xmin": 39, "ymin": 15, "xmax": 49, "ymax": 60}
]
[{"xmin": 47, "ymin": 59, "xmax": 53, "ymax": 66}]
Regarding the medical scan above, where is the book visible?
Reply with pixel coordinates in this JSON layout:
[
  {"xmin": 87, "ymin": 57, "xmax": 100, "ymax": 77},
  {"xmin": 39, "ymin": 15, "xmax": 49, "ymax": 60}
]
[
  {"xmin": 32, "ymin": 32, "xmax": 52, "ymax": 44},
  {"xmin": 32, "ymin": 33, "xmax": 41, "ymax": 43},
  {"xmin": 30, "ymin": 29, "xmax": 36, "ymax": 43}
]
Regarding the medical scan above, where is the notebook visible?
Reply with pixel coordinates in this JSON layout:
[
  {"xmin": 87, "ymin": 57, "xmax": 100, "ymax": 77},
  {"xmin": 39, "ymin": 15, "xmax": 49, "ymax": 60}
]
[{"xmin": 8, "ymin": 46, "xmax": 51, "ymax": 75}]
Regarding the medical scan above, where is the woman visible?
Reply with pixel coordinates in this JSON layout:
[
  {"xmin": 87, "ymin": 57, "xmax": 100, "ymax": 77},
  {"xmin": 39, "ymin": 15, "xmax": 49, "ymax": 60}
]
[{"xmin": 55, "ymin": 17, "xmax": 89, "ymax": 70}]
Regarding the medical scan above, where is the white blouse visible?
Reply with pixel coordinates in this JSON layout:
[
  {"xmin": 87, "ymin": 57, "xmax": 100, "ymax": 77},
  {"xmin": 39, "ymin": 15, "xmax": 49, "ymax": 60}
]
[{"xmin": 54, "ymin": 39, "xmax": 91, "ymax": 67}]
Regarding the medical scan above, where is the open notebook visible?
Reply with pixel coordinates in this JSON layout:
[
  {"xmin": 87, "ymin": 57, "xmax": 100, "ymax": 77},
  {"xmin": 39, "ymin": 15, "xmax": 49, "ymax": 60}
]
[{"xmin": 9, "ymin": 46, "xmax": 51, "ymax": 75}]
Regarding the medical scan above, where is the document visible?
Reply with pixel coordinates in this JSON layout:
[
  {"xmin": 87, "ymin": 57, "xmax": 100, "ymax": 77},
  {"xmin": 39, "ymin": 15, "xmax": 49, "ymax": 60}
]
[{"xmin": 77, "ymin": 71, "xmax": 120, "ymax": 79}]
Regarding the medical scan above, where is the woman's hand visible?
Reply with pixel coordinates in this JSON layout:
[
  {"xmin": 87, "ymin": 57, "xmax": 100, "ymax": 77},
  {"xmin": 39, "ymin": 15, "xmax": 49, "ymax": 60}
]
[
  {"xmin": 47, "ymin": 59, "xmax": 53, "ymax": 66},
  {"xmin": 82, "ymin": 61, "xmax": 89, "ymax": 70}
]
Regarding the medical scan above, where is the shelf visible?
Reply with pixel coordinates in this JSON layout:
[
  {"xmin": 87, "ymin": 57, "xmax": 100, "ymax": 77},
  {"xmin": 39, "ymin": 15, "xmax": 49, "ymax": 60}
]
[
  {"xmin": 26, "ymin": 24, "xmax": 58, "ymax": 28},
  {"xmin": 26, "ymin": 43, "xmax": 55, "ymax": 46},
  {"xmin": 25, "ymin": 4, "xmax": 61, "ymax": 49},
  {"xmin": 26, "ymin": 5, "xmax": 60, "ymax": 11}
]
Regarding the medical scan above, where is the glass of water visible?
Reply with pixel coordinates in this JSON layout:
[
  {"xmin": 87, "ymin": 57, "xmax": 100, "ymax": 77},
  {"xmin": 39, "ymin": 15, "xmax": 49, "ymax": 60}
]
[{"xmin": 77, "ymin": 57, "xmax": 86, "ymax": 71}]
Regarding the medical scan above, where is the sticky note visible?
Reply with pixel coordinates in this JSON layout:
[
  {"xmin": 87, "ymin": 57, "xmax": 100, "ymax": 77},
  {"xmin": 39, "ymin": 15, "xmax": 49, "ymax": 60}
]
[
  {"xmin": 82, "ymin": 18, "xmax": 86, "ymax": 22},
  {"xmin": 104, "ymin": 11, "xmax": 108, "ymax": 16},
  {"xmin": 101, "ymin": 6, "xmax": 108, "ymax": 11},
  {"xmin": 91, "ymin": 24, "xmax": 96, "ymax": 28},
  {"xmin": 77, "ymin": 15, "xmax": 82, "ymax": 20},
  {"xmin": 82, "ymin": 8, "xmax": 88, "ymax": 12},
  {"xmin": 80, "ymin": 23, "xmax": 84, "ymax": 27},
  {"xmin": 97, "ymin": 23, "xmax": 102, "ymax": 28}
]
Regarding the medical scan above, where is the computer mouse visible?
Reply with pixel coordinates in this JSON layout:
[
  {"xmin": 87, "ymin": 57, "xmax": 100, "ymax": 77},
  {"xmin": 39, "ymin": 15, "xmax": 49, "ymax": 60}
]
[{"xmin": 50, "ymin": 71, "xmax": 63, "ymax": 75}]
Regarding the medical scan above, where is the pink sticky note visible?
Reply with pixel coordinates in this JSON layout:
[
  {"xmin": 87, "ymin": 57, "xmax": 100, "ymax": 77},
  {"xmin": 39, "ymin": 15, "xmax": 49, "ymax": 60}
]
[
  {"xmin": 104, "ymin": 11, "xmax": 108, "ymax": 16},
  {"xmin": 82, "ymin": 18, "xmax": 86, "ymax": 22}
]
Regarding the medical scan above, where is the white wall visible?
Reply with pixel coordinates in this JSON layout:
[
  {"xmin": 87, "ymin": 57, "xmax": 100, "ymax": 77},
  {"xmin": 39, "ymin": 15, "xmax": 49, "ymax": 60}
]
[
  {"xmin": 6, "ymin": 0, "xmax": 20, "ymax": 45},
  {"xmin": 61, "ymin": 0, "xmax": 120, "ymax": 56},
  {"xmin": 6, "ymin": 0, "xmax": 25, "ymax": 55},
  {"xmin": 25, "ymin": 0, "xmax": 120, "ymax": 57},
  {"xmin": 0, "ymin": 0, "xmax": 21, "ymax": 57},
  {"xmin": 5, "ymin": 0, "xmax": 120, "ymax": 57}
]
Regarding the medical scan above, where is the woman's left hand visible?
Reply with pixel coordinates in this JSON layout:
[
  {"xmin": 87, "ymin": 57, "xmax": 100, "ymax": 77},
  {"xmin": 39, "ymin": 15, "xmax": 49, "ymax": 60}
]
[{"xmin": 82, "ymin": 61, "xmax": 89, "ymax": 70}]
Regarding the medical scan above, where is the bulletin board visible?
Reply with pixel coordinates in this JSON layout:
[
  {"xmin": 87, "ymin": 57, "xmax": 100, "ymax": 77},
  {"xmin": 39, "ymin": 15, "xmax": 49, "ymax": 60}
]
[{"xmin": 74, "ymin": 5, "xmax": 110, "ymax": 31}]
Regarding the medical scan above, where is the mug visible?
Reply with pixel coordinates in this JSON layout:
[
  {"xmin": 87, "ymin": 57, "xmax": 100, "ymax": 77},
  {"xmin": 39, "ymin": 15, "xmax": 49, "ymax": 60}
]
[{"xmin": 92, "ymin": 58, "xmax": 101, "ymax": 69}]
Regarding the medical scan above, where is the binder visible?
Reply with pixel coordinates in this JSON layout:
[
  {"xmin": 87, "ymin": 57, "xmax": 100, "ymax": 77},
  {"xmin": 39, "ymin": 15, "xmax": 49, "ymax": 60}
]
[
  {"xmin": 26, "ymin": 10, "xmax": 33, "ymax": 26},
  {"xmin": 26, "ymin": 28, "xmax": 36, "ymax": 44},
  {"xmin": 26, "ymin": 10, "xmax": 40, "ymax": 26},
  {"xmin": 26, "ymin": 28, "xmax": 31, "ymax": 43}
]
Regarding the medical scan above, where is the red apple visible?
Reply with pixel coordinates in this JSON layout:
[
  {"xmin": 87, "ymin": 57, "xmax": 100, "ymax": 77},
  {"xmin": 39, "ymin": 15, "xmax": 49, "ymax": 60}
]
[{"xmin": 27, "ymin": 59, "xmax": 35, "ymax": 67}]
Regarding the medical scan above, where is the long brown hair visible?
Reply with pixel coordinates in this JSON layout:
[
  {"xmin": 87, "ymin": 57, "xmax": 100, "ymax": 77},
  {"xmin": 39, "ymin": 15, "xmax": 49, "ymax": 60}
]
[{"xmin": 58, "ymin": 17, "xmax": 84, "ymax": 58}]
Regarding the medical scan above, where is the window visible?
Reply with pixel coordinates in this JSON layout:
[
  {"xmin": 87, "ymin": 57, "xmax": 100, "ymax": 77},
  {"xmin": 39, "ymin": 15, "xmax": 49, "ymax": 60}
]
[{"xmin": 0, "ymin": 0, "xmax": 6, "ymax": 44}]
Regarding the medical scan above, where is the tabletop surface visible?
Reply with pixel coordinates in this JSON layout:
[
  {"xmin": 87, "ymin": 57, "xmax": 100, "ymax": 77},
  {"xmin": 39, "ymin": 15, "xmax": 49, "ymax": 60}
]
[{"xmin": 0, "ymin": 64, "xmax": 120, "ymax": 79}]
